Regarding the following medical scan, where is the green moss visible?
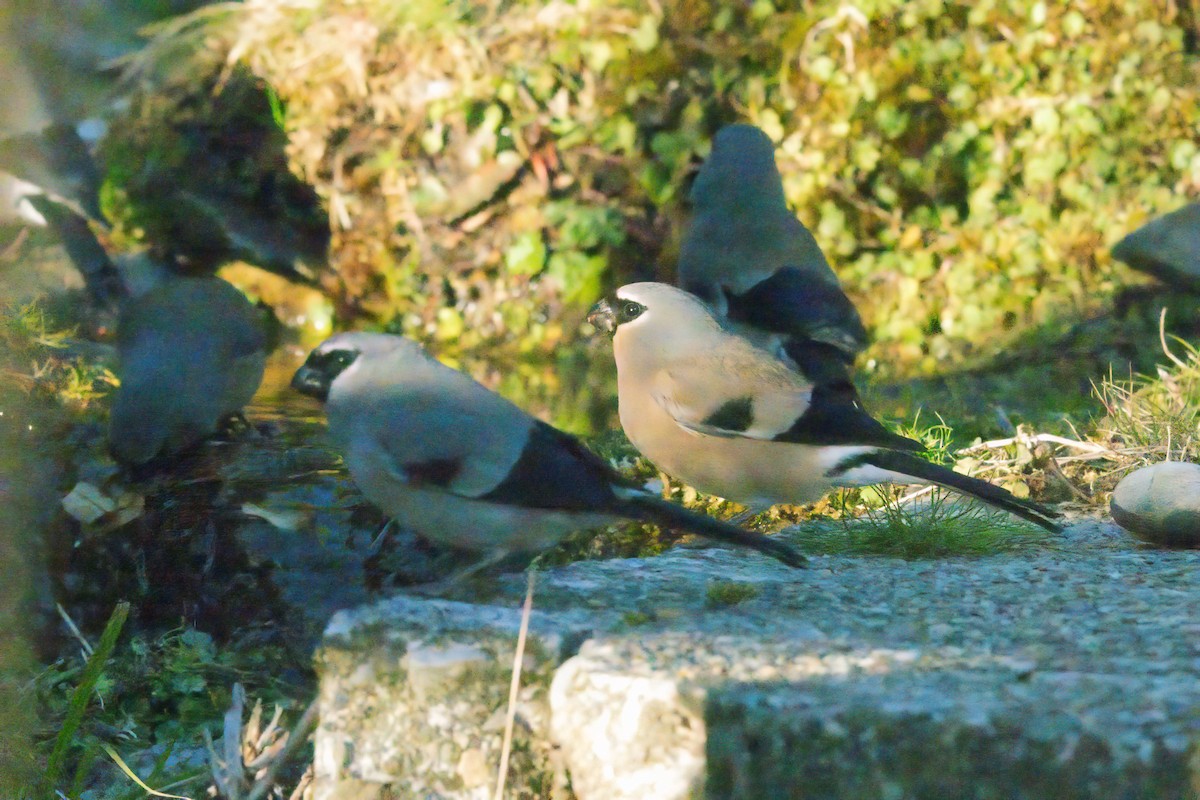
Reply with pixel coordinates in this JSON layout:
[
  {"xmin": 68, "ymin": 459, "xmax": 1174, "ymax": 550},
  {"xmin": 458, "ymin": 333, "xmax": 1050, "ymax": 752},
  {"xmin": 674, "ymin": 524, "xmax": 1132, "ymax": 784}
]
[
  {"xmin": 0, "ymin": 302, "xmax": 117, "ymax": 418},
  {"xmin": 621, "ymin": 610, "xmax": 655, "ymax": 627},
  {"xmin": 171, "ymin": 0, "xmax": 1197, "ymax": 375},
  {"xmin": 705, "ymin": 581, "xmax": 762, "ymax": 608}
]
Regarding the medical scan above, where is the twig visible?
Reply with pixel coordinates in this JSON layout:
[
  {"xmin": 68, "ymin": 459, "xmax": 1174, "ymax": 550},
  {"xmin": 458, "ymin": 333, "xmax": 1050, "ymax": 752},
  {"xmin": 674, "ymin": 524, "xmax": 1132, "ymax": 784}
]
[
  {"xmin": 244, "ymin": 696, "xmax": 320, "ymax": 800},
  {"xmin": 1044, "ymin": 451, "xmax": 1092, "ymax": 501},
  {"xmin": 1159, "ymin": 308, "xmax": 1189, "ymax": 370},
  {"xmin": 494, "ymin": 570, "xmax": 536, "ymax": 800},
  {"xmin": 56, "ymin": 602, "xmax": 94, "ymax": 658},
  {"xmin": 252, "ymin": 704, "xmax": 286, "ymax": 760},
  {"xmin": 895, "ymin": 485, "xmax": 934, "ymax": 506},
  {"xmin": 957, "ymin": 433, "xmax": 1113, "ymax": 455},
  {"xmin": 286, "ymin": 766, "xmax": 314, "ymax": 800},
  {"xmin": 207, "ymin": 683, "xmax": 246, "ymax": 800},
  {"xmin": 1034, "ymin": 452, "xmax": 1121, "ymax": 464}
]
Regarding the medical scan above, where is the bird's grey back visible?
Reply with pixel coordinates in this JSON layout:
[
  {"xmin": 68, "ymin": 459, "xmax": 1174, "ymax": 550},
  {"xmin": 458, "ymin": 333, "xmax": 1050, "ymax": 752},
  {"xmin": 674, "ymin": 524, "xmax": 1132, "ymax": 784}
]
[
  {"xmin": 689, "ymin": 124, "xmax": 789, "ymax": 212},
  {"xmin": 323, "ymin": 334, "xmax": 536, "ymax": 498},
  {"xmin": 681, "ymin": 125, "xmax": 838, "ymax": 294}
]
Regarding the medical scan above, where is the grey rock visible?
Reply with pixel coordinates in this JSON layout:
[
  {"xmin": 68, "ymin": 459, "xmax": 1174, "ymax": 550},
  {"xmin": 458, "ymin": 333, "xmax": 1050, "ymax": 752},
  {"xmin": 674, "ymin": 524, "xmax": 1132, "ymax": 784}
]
[
  {"xmin": 550, "ymin": 638, "xmax": 708, "ymax": 800},
  {"xmin": 706, "ymin": 675, "xmax": 1193, "ymax": 799},
  {"xmin": 313, "ymin": 594, "xmax": 604, "ymax": 800},
  {"xmin": 314, "ymin": 520, "xmax": 1200, "ymax": 799},
  {"xmin": 1111, "ymin": 204, "xmax": 1200, "ymax": 292},
  {"xmin": 1111, "ymin": 461, "xmax": 1200, "ymax": 546}
]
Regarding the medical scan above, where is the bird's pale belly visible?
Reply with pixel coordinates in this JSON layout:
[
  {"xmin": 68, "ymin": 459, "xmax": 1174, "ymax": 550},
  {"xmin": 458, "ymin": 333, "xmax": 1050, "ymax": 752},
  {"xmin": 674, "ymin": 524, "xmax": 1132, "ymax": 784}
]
[
  {"xmin": 375, "ymin": 484, "xmax": 613, "ymax": 553},
  {"xmin": 620, "ymin": 398, "xmax": 843, "ymax": 507}
]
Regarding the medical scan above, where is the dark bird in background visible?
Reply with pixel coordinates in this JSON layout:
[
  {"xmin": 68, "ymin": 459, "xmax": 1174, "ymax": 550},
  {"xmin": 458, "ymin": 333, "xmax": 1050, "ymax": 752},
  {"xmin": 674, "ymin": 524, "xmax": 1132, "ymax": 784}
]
[
  {"xmin": 109, "ymin": 275, "xmax": 267, "ymax": 467},
  {"xmin": 105, "ymin": 69, "xmax": 331, "ymax": 287},
  {"xmin": 0, "ymin": 126, "xmax": 270, "ymax": 466},
  {"xmin": 3, "ymin": 74, "xmax": 332, "ymax": 290},
  {"xmin": 589, "ymin": 283, "xmax": 1061, "ymax": 532},
  {"xmin": 291, "ymin": 332, "xmax": 807, "ymax": 572},
  {"xmin": 1111, "ymin": 203, "xmax": 1200, "ymax": 294},
  {"xmin": 678, "ymin": 123, "xmax": 867, "ymax": 387},
  {"xmin": 130, "ymin": 170, "xmax": 329, "ymax": 286},
  {"xmin": 0, "ymin": 112, "xmax": 324, "ymax": 469},
  {"xmin": 30, "ymin": 208, "xmax": 279, "ymax": 468},
  {"xmin": 2, "ymin": 108, "xmax": 331, "ymax": 299}
]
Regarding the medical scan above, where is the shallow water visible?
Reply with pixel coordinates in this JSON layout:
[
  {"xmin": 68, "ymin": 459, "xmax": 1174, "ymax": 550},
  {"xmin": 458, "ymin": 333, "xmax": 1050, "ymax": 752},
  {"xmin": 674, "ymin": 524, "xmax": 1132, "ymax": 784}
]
[{"xmin": 254, "ymin": 332, "xmax": 620, "ymax": 436}]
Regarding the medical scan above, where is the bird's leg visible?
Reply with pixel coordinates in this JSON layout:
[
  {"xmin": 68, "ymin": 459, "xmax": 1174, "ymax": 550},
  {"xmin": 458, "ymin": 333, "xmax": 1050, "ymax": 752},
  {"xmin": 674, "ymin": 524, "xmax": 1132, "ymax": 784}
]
[
  {"xmin": 219, "ymin": 412, "xmax": 270, "ymax": 441},
  {"xmin": 217, "ymin": 412, "xmax": 251, "ymax": 437},
  {"xmin": 410, "ymin": 550, "xmax": 513, "ymax": 598},
  {"xmin": 0, "ymin": 226, "xmax": 29, "ymax": 262},
  {"xmin": 368, "ymin": 518, "xmax": 395, "ymax": 552}
]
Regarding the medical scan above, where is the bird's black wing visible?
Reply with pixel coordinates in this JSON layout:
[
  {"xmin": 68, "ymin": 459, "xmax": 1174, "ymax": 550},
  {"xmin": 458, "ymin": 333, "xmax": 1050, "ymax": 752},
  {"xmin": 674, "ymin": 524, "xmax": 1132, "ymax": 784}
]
[
  {"xmin": 725, "ymin": 265, "xmax": 867, "ymax": 362},
  {"xmin": 772, "ymin": 383, "xmax": 924, "ymax": 452},
  {"xmin": 829, "ymin": 449, "xmax": 1062, "ymax": 532},
  {"xmin": 479, "ymin": 419, "xmax": 627, "ymax": 511}
]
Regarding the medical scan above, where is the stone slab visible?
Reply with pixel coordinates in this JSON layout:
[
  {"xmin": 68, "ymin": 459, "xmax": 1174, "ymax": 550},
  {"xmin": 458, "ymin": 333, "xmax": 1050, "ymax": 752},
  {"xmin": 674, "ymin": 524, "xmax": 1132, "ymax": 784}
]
[{"xmin": 313, "ymin": 519, "xmax": 1200, "ymax": 799}]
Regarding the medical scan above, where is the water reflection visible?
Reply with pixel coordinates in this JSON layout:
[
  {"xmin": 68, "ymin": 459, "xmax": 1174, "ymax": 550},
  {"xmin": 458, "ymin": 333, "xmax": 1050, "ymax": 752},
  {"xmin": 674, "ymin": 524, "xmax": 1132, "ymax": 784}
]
[{"xmin": 258, "ymin": 333, "xmax": 620, "ymax": 436}]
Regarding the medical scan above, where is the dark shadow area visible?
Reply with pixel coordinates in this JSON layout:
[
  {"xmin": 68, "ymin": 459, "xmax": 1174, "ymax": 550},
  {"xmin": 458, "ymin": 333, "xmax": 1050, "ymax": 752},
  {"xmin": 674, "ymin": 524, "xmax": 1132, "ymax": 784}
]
[{"xmin": 862, "ymin": 284, "xmax": 1200, "ymax": 443}]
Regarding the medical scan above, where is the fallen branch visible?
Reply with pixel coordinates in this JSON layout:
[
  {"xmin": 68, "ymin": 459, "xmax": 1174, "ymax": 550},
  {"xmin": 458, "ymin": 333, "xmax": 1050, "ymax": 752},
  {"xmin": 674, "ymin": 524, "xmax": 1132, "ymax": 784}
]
[{"xmin": 957, "ymin": 433, "xmax": 1114, "ymax": 456}]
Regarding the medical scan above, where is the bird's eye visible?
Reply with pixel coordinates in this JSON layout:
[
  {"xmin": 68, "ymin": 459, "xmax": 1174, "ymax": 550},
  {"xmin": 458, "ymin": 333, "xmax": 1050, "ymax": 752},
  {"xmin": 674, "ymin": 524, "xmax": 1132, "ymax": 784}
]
[
  {"xmin": 317, "ymin": 348, "xmax": 359, "ymax": 376},
  {"xmin": 617, "ymin": 300, "xmax": 645, "ymax": 324}
]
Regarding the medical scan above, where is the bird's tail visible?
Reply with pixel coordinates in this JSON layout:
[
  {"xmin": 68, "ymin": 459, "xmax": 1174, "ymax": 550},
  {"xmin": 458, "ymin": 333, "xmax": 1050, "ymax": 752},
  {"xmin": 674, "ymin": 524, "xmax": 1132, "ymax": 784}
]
[
  {"xmin": 612, "ymin": 488, "xmax": 807, "ymax": 568},
  {"xmin": 832, "ymin": 450, "xmax": 1062, "ymax": 532},
  {"xmin": 25, "ymin": 195, "xmax": 127, "ymax": 309}
]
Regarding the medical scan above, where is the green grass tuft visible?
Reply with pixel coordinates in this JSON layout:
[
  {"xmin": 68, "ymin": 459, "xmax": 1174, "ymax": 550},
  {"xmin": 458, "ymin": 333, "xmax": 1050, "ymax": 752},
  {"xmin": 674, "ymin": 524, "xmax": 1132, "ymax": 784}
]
[
  {"xmin": 46, "ymin": 602, "xmax": 130, "ymax": 793},
  {"xmin": 794, "ymin": 490, "xmax": 1056, "ymax": 559}
]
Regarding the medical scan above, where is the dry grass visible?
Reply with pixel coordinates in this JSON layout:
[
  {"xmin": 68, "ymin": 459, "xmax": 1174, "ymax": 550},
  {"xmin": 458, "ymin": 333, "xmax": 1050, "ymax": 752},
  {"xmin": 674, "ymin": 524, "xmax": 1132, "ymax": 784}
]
[
  {"xmin": 935, "ymin": 312, "xmax": 1200, "ymax": 505},
  {"xmin": 1091, "ymin": 318, "xmax": 1200, "ymax": 466},
  {"xmin": 114, "ymin": 0, "xmax": 642, "ymax": 351}
]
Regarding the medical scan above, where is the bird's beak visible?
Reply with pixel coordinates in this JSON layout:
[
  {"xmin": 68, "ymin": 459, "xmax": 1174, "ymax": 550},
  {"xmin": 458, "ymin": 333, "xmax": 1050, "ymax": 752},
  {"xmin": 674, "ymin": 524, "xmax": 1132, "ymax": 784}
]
[
  {"xmin": 291, "ymin": 363, "xmax": 329, "ymax": 401},
  {"xmin": 586, "ymin": 298, "xmax": 616, "ymax": 335}
]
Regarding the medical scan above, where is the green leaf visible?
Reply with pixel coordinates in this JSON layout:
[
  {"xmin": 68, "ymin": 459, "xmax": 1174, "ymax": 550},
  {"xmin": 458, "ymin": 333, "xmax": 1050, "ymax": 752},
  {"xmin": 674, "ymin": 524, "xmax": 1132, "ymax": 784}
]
[
  {"xmin": 504, "ymin": 232, "xmax": 547, "ymax": 276},
  {"xmin": 547, "ymin": 251, "xmax": 607, "ymax": 306},
  {"xmin": 630, "ymin": 14, "xmax": 658, "ymax": 52},
  {"xmin": 47, "ymin": 601, "xmax": 130, "ymax": 791}
]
